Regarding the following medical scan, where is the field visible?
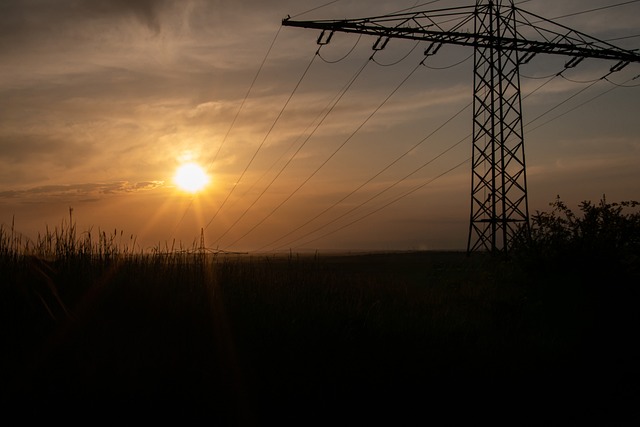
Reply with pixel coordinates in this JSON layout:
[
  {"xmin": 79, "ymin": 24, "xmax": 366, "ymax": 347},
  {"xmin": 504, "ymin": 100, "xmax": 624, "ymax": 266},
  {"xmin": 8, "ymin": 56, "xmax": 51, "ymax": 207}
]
[{"xmin": 1, "ymin": 221, "xmax": 639, "ymax": 424}]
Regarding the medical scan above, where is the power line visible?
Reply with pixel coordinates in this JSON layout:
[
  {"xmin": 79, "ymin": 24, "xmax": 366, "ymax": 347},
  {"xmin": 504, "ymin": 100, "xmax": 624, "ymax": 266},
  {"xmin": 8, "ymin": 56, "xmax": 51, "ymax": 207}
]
[
  {"xmin": 390, "ymin": 0, "xmax": 442, "ymax": 15},
  {"xmin": 372, "ymin": 41, "xmax": 422, "ymax": 66},
  {"xmin": 227, "ymin": 58, "xmax": 375, "ymax": 213},
  {"xmin": 213, "ymin": 56, "xmax": 372, "ymax": 245},
  {"xmin": 289, "ymin": 157, "xmax": 471, "ymax": 251},
  {"xmin": 527, "ymin": 74, "xmax": 640, "ymax": 133},
  {"xmin": 254, "ymin": 101, "xmax": 471, "ymax": 253},
  {"xmin": 222, "ymin": 55, "xmax": 425, "ymax": 250},
  {"xmin": 204, "ymin": 49, "xmax": 319, "ymax": 231},
  {"xmin": 171, "ymin": 26, "xmax": 283, "ymax": 239},
  {"xmin": 421, "ymin": 52, "xmax": 473, "ymax": 70},
  {"xmin": 606, "ymin": 34, "xmax": 640, "ymax": 42},
  {"xmin": 546, "ymin": 0, "xmax": 640, "ymax": 21},
  {"xmin": 318, "ymin": 34, "xmax": 363, "ymax": 63},
  {"xmin": 523, "ymin": 59, "xmax": 630, "ymax": 129},
  {"xmin": 605, "ymin": 74, "xmax": 640, "ymax": 87},
  {"xmin": 265, "ymin": 133, "xmax": 469, "ymax": 253},
  {"xmin": 210, "ymin": 27, "xmax": 283, "ymax": 170},
  {"xmin": 290, "ymin": 0, "xmax": 342, "ymax": 19}
]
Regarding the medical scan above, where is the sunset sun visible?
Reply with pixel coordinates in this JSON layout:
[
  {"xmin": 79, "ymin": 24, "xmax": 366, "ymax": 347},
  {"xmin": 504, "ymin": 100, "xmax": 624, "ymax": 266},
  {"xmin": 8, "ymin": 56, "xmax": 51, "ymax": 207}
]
[{"xmin": 174, "ymin": 163, "xmax": 210, "ymax": 193}]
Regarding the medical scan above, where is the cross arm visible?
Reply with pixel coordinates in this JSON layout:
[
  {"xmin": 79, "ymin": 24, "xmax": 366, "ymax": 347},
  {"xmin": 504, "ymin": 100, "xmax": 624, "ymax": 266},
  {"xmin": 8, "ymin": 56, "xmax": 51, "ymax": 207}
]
[{"xmin": 282, "ymin": 16, "xmax": 640, "ymax": 64}]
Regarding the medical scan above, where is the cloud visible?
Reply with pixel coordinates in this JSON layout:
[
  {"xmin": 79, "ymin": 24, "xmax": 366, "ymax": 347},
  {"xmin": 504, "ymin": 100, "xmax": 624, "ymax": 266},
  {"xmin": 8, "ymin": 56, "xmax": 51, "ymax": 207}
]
[
  {"xmin": 0, "ymin": 0, "xmax": 169, "ymax": 43},
  {"xmin": 0, "ymin": 181, "xmax": 165, "ymax": 201}
]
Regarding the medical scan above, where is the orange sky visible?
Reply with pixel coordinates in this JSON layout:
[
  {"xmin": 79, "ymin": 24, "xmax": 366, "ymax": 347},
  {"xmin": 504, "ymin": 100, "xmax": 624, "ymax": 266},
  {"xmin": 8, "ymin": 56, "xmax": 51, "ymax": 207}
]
[{"xmin": 1, "ymin": 0, "xmax": 639, "ymax": 252}]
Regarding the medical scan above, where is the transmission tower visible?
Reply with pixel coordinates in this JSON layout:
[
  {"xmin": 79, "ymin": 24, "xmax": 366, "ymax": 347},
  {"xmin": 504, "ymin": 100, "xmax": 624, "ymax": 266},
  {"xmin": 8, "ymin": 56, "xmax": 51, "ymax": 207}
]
[{"xmin": 282, "ymin": 0, "xmax": 640, "ymax": 253}]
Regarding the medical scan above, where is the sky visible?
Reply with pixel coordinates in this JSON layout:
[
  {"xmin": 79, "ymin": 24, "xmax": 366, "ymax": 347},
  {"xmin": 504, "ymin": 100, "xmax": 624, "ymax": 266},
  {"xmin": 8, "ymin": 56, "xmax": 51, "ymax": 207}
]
[{"xmin": 1, "ymin": 0, "xmax": 639, "ymax": 253}]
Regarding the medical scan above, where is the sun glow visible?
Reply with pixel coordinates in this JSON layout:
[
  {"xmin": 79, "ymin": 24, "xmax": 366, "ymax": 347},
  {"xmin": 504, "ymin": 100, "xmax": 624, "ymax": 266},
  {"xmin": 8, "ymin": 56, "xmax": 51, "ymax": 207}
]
[{"xmin": 174, "ymin": 163, "xmax": 210, "ymax": 193}]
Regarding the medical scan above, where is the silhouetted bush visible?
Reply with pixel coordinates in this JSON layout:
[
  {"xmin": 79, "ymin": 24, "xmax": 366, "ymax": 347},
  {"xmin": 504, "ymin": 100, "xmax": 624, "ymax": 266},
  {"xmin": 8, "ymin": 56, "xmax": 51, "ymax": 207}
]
[{"xmin": 514, "ymin": 195, "xmax": 640, "ymax": 279}]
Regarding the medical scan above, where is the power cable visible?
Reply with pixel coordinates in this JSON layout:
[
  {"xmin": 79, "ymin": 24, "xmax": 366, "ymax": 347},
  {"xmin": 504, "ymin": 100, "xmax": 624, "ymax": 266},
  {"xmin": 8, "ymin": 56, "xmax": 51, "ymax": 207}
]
[
  {"xmin": 228, "ymin": 59, "xmax": 375, "ymax": 212},
  {"xmin": 560, "ymin": 74, "xmax": 606, "ymax": 84},
  {"xmin": 204, "ymin": 48, "xmax": 319, "ymax": 231},
  {"xmin": 521, "ymin": 71, "xmax": 561, "ymax": 80},
  {"xmin": 254, "ymin": 101, "xmax": 471, "ymax": 253},
  {"xmin": 318, "ymin": 34, "xmax": 363, "ymax": 63},
  {"xmin": 290, "ymin": 0, "xmax": 342, "ymax": 19},
  {"xmin": 289, "ymin": 157, "xmax": 471, "ymax": 251},
  {"xmin": 213, "ymin": 56, "xmax": 373, "ymax": 245},
  {"xmin": 421, "ymin": 53, "xmax": 473, "ymax": 70},
  {"xmin": 222, "ymin": 55, "xmax": 424, "ymax": 249},
  {"xmin": 545, "ymin": 0, "xmax": 640, "ymax": 21},
  {"xmin": 606, "ymin": 34, "xmax": 640, "ymax": 42},
  {"xmin": 171, "ymin": 26, "xmax": 282, "ymax": 238},
  {"xmin": 264, "ymin": 131, "xmax": 471, "ymax": 253},
  {"xmin": 390, "ymin": 0, "xmax": 442, "ymax": 14},
  {"xmin": 605, "ymin": 74, "xmax": 640, "ymax": 87},
  {"xmin": 372, "ymin": 41, "xmax": 422, "ymax": 67},
  {"xmin": 525, "ymin": 79, "xmax": 601, "ymax": 127},
  {"xmin": 527, "ymin": 74, "xmax": 639, "ymax": 133},
  {"xmin": 209, "ymin": 27, "xmax": 283, "ymax": 170}
]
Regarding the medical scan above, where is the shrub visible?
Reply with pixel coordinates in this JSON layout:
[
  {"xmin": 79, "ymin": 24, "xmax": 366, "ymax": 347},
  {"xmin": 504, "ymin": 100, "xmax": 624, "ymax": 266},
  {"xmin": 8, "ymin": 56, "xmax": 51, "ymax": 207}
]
[{"xmin": 513, "ymin": 195, "xmax": 640, "ymax": 278}]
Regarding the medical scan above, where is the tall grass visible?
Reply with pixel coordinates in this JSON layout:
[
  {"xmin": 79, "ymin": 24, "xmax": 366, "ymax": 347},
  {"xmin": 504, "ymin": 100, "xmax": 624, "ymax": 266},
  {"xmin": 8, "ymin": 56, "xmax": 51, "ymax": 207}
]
[{"xmin": 1, "ymin": 209, "xmax": 638, "ymax": 422}]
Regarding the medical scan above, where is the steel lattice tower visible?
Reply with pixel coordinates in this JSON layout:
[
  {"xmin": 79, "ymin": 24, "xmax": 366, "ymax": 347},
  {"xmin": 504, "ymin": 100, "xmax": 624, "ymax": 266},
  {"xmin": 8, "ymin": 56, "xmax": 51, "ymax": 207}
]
[
  {"xmin": 469, "ymin": 1, "xmax": 527, "ymax": 252},
  {"xmin": 282, "ymin": 0, "xmax": 640, "ymax": 253}
]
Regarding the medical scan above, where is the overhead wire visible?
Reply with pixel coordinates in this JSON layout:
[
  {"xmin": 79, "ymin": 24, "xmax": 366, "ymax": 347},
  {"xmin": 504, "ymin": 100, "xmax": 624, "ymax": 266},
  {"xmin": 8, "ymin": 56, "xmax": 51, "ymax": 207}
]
[
  {"xmin": 545, "ymin": 0, "xmax": 640, "ymax": 21},
  {"xmin": 228, "ymin": 53, "xmax": 374, "ymax": 212},
  {"xmin": 290, "ymin": 0, "xmax": 343, "ymax": 19},
  {"xmin": 525, "ymin": 78, "xmax": 601, "ymax": 128},
  {"xmin": 213, "ymin": 54, "xmax": 373, "ymax": 245},
  {"xmin": 204, "ymin": 48, "xmax": 320, "ymax": 231},
  {"xmin": 289, "ymin": 157, "xmax": 471, "ymax": 251},
  {"xmin": 421, "ymin": 53, "xmax": 473, "ymax": 70},
  {"xmin": 606, "ymin": 34, "xmax": 640, "ymax": 42},
  {"xmin": 520, "ymin": 71, "xmax": 561, "ymax": 80},
  {"xmin": 372, "ymin": 41, "xmax": 422, "ymax": 66},
  {"xmin": 171, "ymin": 26, "xmax": 283, "ymax": 238},
  {"xmin": 221, "ymin": 53, "xmax": 425, "ymax": 249},
  {"xmin": 210, "ymin": 27, "xmax": 283, "ymax": 170},
  {"xmin": 527, "ymin": 74, "xmax": 640, "ymax": 133},
  {"xmin": 263, "ymin": 131, "xmax": 471, "ymax": 253},
  {"xmin": 254, "ymin": 100, "xmax": 472, "ymax": 253},
  {"xmin": 389, "ymin": 0, "xmax": 442, "ymax": 14},
  {"xmin": 604, "ymin": 74, "xmax": 640, "ymax": 87},
  {"xmin": 559, "ymin": 74, "xmax": 606, "ymax": 84},
  {"xmin": 318, "ymin": 34, "xmax": 363, "ymax": 63}
]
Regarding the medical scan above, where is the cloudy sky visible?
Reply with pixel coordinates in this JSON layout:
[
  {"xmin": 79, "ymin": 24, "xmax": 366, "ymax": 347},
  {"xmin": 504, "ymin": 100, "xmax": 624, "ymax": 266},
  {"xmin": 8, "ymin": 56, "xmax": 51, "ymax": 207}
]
[{"xmin": 1, "ymin": 0, "xmax": 639, "ymax": 252}]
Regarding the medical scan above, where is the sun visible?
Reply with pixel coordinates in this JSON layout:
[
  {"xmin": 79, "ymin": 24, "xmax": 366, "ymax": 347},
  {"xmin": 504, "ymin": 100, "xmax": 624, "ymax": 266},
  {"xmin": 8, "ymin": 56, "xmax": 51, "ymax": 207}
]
[{"xmin": 174, "ymin": 162, "xmax": 210, "ymax": 193}]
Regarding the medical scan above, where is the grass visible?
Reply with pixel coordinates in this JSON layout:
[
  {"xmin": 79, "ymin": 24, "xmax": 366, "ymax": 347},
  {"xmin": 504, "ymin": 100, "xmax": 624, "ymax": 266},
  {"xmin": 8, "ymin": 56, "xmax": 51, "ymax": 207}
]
[{"xmin": 1, "ymin": 216, "xmax": 639, "ymax": 423}]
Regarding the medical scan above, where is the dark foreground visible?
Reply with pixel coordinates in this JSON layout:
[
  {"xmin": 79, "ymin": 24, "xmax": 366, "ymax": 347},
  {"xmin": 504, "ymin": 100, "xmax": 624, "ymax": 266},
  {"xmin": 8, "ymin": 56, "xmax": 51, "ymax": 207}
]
[{"xmin": 1, "ymin": 251, "xmax": 638, "ymax": 424}]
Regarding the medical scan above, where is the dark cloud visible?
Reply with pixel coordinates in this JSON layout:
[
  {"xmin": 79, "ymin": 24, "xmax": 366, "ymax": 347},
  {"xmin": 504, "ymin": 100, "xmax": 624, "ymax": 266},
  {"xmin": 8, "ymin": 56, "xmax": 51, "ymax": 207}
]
[
  {"xmin": 0, "ymin": 0, "xmax": 171, "ymax": 55},
  {"xmin": 1, "ymin": 0, "xmax": 169, "ymax": 33}
]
